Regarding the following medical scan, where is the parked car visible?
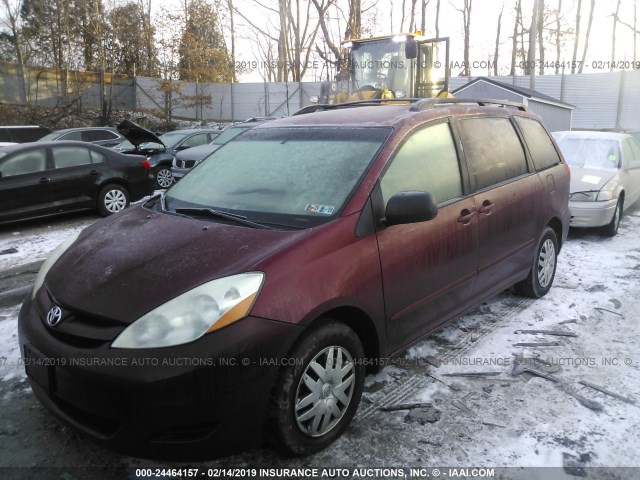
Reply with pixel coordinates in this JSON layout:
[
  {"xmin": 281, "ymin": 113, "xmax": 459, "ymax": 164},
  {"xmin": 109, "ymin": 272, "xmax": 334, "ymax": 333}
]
[
  {"xmin": 19, "ymin": 99, "xmax": 570, "ymax": 460},
  {"xmin": 171, "ymin": 118, "xmax": 275, "ymax": 181},
  {"xmin": 0, "ymin": 141, "xmax": 154, "ymax": 224},
  {"xmin": 117, "ymin": 121, "xmax": 220, "ymax": 188},
  {"xmin": 0, "ymin": 125, "xmax": 51, "ymax": 143},
  {"xmin": 37, "ymin": 127, "xmax": 125, "ymax": 148},
  {"xmin": 553, "ymin": 131, "xmax": 640, "ymax": 236}
]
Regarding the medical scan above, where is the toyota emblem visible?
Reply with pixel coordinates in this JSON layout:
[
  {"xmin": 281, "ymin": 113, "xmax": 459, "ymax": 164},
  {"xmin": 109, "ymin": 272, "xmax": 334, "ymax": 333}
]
[{"xmin": 46, "ymin": 306, "xmax": 62, "ymax": 326}]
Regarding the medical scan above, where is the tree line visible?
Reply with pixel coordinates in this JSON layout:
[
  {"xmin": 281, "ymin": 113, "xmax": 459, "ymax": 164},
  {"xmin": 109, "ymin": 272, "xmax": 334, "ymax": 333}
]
[{"xmin": 1, "ymin": 0, "xmax": 638, "ymax": 89}]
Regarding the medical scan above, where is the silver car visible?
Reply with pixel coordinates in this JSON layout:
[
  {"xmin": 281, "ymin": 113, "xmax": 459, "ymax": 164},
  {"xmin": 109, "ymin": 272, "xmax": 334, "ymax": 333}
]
[{"xmin": 553, "ymin": 131, "xmax": 640, "ymax": 236}]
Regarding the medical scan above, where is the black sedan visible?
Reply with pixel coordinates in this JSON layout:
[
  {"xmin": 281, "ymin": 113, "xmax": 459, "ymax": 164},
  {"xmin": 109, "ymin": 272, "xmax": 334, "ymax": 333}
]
[{"xmin": 0, "ymin": 141, "xmax": 155, "ymax": 224}]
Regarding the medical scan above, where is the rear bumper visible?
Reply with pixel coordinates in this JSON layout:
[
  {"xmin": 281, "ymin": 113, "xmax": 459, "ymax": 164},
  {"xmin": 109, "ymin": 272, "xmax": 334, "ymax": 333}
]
[
  {"xmin": 18, "ymin": 297, "xmax": 303, "ymax": 460},
  {"xmin": 127, "ymin": 176, "xmax": 155, "ymax": 202},
  {"xmin": 569, "ymin": 199, "xmax": 617, "ymax": 228}
]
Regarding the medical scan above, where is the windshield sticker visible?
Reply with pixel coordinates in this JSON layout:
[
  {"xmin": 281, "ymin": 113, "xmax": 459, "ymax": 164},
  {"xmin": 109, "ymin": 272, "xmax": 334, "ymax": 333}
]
[
  {"xmin": 581, "ymin": 175, "xmax": 601, "ymax": 185},
  {"xmin": 305, "ymin": 204, "xmax": 335, "ymax": 215}
]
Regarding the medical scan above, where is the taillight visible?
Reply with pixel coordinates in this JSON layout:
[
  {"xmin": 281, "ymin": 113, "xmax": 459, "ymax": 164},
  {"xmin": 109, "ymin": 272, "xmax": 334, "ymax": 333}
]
[
  {"xmin": 141, "ymin": 158, "xmax": 151, "ymax": 170},
  {"xmin": 563, "ymin": 162, "xmax": 570, "ymax": 179}
]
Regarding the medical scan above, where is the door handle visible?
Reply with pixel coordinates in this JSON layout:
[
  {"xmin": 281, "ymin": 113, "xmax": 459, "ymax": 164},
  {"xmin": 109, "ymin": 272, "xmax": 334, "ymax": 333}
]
[
  {"xmin": 479, "ymin": 200, "xmax": 495, "ymax": 214},
  {"xmin": 39, "ymin": 177, "xmax": 51, "ymax": 183},
  {"xmin": 89, "ymin": 170, "xmax": 100, "ymax": 176},
  {"xmin": 457, "ymin": 209, "xmax": 476, "ymax": 224}
]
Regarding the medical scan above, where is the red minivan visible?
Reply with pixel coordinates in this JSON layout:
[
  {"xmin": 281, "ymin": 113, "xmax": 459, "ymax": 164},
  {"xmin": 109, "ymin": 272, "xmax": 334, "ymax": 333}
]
[{"xmin": 19, "ymin": 99, "xmax": 570, "ymax": 459}]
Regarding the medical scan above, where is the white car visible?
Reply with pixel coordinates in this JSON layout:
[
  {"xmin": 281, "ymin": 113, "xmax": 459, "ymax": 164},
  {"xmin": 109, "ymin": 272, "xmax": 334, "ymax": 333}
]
[{"xmin": 553, "ymin": 131, "xmax": 640, "ymax": 236}]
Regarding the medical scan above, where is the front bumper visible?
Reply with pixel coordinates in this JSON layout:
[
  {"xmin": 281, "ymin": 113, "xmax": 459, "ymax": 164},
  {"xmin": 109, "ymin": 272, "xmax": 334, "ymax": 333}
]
[
  {"xmin": 569, "ymin": 199, "xmax": 617, "ymax": 228},
  {"xmin": 18, "ymin": 294, "xmax": 302, "ymax": 460}
]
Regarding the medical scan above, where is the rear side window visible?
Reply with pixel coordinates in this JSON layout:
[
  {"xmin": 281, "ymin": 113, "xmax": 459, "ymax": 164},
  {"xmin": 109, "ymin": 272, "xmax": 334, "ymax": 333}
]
[
  {"xmin": 381, "ymin": 122, "xmax": 462, "ymax": 206},
  {"xmin": 10, "ymin": 127, "xmax": 50, "ymax": 142},
  {"xmin": 514, "ymin": 117, "xmax": 561, "ymax": 171},
  {"xmin": 85, "ymin": 130, "xmax": 118, "ymax": 142},
  {"xmin": 458, "ymin": 117, "xmax": 528, "ymax": 191},
  {"xmin": 90, "ymin": 150, "xmax": 105, "ymax": 163},
  {"xmin": 52, "ymin": 147, "xmax": 92, "ymax": 168},
  {"xmin": 59, "ymin": 131, "xmax": 83, "ymax": 141},
  {"xmin": 0, "ymin": 149, "xmax": 47, "ymax": 176}
]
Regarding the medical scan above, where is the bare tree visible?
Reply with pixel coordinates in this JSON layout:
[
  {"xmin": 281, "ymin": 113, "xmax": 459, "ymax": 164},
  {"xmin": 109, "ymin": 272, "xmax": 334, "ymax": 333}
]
[
  {"xmin": 577, "ymin": 0, "xmax": 594, "ymax": 73},
  {"xmin": 510, "ymin": 0, "xmax": 522, "ymax": 75},
  {"xmin": 555, "ymin": 0, "xmax": 562, "ymax": 74},
  {"xmin": 611, "ymin": 0, "xmax": 621, "ymax": 71},
  {"xmin": 538, "ymin": 0, "xmax": 544, "ymax": 74},
  {"xmin": 409, "ymin": 0, "xmax": 418, "ymax": 32},
  {"xmin": 435, "ymin": 0, "xmax": 441, "ymax": 37},
  {"xmin": 452, "ymin": 0, "xmax": 472, "ymax": 76},
  {"xmin": 570, "ymin": 0, "xmax": 581, "ymax": 74},
  {"xmin": 528, "ymin": 0, "xmax": 538, "ymax": 87},
  {"xmin": 494, "ymin": 3, "xmax": 503, "ymax": 76},
  {"xmin": 0, "ymin": 0, "xmax": 27, "ymax": 103}
]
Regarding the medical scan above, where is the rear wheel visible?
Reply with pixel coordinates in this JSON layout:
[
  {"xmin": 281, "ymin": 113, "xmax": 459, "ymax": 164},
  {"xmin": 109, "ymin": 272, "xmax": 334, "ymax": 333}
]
[
  {"xmin": 267, "ymin": 321, "xmax": 365, "ymax": 456},
  {"xmin": 515, "ymin": 226, "xmax": 558, "ymax": 298},
  {"xmin": 97, "ymin": 184, "xmax": 130, "ymax": 216},
  {"xmin": 602, "ymin": 197, "xmax": 623, "ymax": 237}
]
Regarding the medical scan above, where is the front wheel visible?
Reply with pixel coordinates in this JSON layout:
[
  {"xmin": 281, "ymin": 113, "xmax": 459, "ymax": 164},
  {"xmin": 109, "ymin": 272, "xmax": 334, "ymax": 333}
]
[
  {"xmin": 515, "ymin": 226, "xmax": 558, "ymax": 298},
  {"xmin": 97, "ymin": 184, "xmax": 130, "ymax": 216},
  {"xmin": 602, "ymin": 198, "xmax": 623, "ymax": 237},
  {"xmin": 154, "ymin": 166, "xmax": 174, "ymax": 189},
  {"xmin": 267, "ymin": 321, "xmax": 365, "ymax": 456}
]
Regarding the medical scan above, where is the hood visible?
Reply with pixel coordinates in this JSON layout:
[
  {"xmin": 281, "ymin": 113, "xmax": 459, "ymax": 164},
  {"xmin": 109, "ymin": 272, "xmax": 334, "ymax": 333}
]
[
  {"xmin": 117, "ymin": 120, "xmax": 165, "ymax": 147},
  {"xmin": 569, "ymin": 166, "xmax": 617, "ymax": 193},
  {"xmin": 175, "ymin": 144, "xmax": 222, "ymax": 162},
  {"xmin": 46, "ymin": 206, "xmax": 307, "ymax": 324}
]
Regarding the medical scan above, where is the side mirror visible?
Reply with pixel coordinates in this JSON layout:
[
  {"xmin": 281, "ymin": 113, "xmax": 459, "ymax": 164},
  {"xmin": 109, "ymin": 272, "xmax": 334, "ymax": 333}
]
[
  {"xmin": 405, "ymin": 38, "xmax": 418, "ymax": 59},
  {"xmin": 385, "ymin": 191, "xmax": 438, "ymax": 226}
]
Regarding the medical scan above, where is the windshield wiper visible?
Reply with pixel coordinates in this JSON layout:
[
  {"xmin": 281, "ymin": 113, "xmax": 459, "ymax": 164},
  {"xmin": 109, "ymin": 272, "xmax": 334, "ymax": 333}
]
[{"xmin": 174, "ymin": 207, "xmax": 272, "ymax": 230}]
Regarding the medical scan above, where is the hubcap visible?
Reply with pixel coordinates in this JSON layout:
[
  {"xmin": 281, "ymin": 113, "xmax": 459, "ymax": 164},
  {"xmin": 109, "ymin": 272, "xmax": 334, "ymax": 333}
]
[
  {"xmin": 156, "ymin": 169, "xmax": 173, "ymax": 188},
  {"xmin": 295, "ymin": 346, "xmax": 356, "ymax": 437},
  {"xmin": 537, "ymin": 239, "xmax": 556, "ymax": 288},
  {"xmin": 104, "ymin": 190, "xmax": 127, "ymax": 213}
]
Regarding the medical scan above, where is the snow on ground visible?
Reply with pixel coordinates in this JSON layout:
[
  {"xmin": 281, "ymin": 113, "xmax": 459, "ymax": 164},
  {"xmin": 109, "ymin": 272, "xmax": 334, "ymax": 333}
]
[{"xmin": 0, "ymin": 205, "xmax": 639, "ymax": 476}]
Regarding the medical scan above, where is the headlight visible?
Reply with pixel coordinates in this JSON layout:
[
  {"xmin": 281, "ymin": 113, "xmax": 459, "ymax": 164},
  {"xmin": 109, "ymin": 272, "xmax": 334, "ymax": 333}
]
[
  {"xmin": 112, "ymin": 272, "xmax": 264, "ymax": 349},
  {"xmin": 570, "ymin": 191, "xmax": 614, "ymax": 202},
  {"xmin": 32, "ymin": 232, "xmax": 80, "ymax": 299},
  {"xmin": 394, "ymin": 90, "xmax": 407, "ymax": 98}
]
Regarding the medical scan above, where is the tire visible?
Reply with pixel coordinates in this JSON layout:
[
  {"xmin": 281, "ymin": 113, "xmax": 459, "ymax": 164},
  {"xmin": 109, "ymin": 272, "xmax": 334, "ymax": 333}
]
[
  {"xmin": 97, "ymin": 184, "xmax": 130, "ymax": 216},
  {"xmin": 154, "ymin": 166, "xmax": 174, "ymax": 189},
  {"xmin": 602, "ymin": 197, "xmax": 623, "ymax": 237},
  {"xmin": 514, "ymin": 226, "xmax": 558, "ymax": 298},
  {"xmin": 267, "ymin": 321, "xmax": 365, "ymax": 456}
]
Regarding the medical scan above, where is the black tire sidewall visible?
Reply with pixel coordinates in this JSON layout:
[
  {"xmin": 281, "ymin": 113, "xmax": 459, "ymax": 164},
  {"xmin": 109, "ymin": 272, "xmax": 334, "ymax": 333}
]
[{"xmin": 269, "ymin": 322, "xmax": 365, "ymax": 456}]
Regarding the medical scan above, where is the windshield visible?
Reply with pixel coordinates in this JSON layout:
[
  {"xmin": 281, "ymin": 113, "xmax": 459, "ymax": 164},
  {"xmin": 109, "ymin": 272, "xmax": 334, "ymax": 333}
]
[
  {"xmin": 211, "ymin": 125, "xmax": 254, "ymax": 145},
  {"xmin": 158, "ymin": 132, "xmax": 189, "ymax": 149},
  {"xmin": 166, "ymin": 127, "xmax": 391, "ymax": 227},
  {"xmin": 555, "ymin": 137, "xmax": 621, "ymax": 170},
  {"xmin": 351, "ymin": 39, "xmax": 412, "ymax": 93}
]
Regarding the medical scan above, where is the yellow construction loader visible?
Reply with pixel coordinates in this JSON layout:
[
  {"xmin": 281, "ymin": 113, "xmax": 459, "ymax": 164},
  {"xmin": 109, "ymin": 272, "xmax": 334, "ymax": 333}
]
[{"xmin": 316, "ymin": 34, "xmax": 452, "ymax": 104}]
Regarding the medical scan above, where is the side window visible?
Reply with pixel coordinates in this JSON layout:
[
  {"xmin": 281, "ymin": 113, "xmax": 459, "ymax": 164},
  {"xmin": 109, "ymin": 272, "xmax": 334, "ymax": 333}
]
[
  {"xmin": 59, "ymin": 131, "xmax": 83, "ymax": 141},
  {"xmin": 514, "ymin": 116, "xmax": 561, "ymax": 171},
  {"xmin": 85, "ymin": 130, "xmax": 118, "ymax": 142},
  {"xmin": 181, "ymin": 133, "xmax": 209, "ymax": 148},
  {"xmin": 458, "ymin": 117, "xmax": 528, "ymax": 190},
  {"xmin": 90, "ymin": 150, "xmax": 105, "ymax": 164},
  {"xmin": 0, "ymin": 149, "xmax": 47, "ymax": 177},
  {"xmin": 628, "ymin": 139, "xmax": 640, "ymax": 167},
  {"xmin": 52, "ymin": 147, "xmax": 92, "ymax": 168},
  {"xmin": 380, "ymin": 122, "xmax": 463, "ymax": 206},
  {"xmin": 0, "ymin": 129, "xmax": 10, "ymax": 142}
]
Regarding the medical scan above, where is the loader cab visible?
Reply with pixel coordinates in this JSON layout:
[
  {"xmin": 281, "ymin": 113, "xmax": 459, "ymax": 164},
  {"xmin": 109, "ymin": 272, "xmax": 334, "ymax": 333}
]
[{"xmin": 318, "ymin": 34, "xmax": 450, "ymax": 104}]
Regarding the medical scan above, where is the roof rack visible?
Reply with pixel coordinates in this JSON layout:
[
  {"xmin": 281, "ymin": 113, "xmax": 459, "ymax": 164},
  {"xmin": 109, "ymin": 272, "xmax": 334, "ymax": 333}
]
[
  {"xmin": 293, "ymin": 98, "xmax": 423, "ymax": 116},
  {"xmin": 409, "ymin": 98, "xmax": 528, "ymax": 112},
  {"xmin": 294, "ymin": 97, "xmax": 528, "ymax": 116}
]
